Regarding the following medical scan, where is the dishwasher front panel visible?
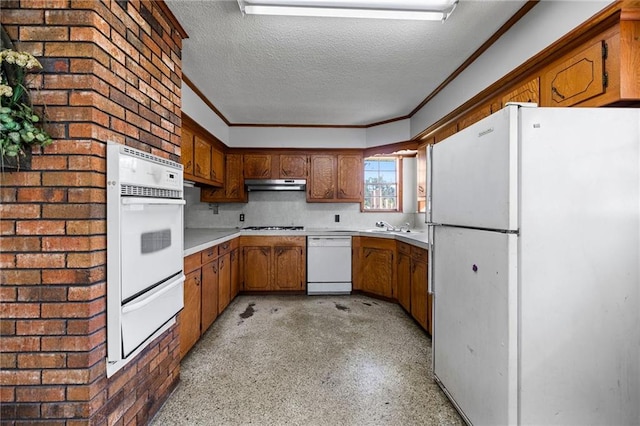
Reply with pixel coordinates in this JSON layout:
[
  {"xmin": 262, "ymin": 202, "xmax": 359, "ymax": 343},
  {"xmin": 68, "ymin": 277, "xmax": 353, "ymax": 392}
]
[{"xmin": 307, "ymin": 236, "xmax": 352, "ymax": 294}]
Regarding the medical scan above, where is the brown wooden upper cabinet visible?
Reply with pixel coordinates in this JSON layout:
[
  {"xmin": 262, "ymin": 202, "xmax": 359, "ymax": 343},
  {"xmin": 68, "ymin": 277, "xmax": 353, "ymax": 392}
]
[
  {"xmin": 243, "ymin": 153, "xmax": 309, "ymax": 179},
  {"xmin": 194, "ymin": 135, "xmax": 212, "ymax": 180},
  {"xmin": 541, "ymin": 40, "xmax": 606, "ymax": 107},
  {"xmin": 181, "ymin": 115, "xmax": 224, "ymax": 188},
  {"xmin": 182, "ymin": 126, "xmax": 195, "ymax": 176},
  {"xmin": 502, "ymin": 77, "xmax": 540, "ymax": 106},
  {"xmin": 210, "ymin": 146, "xmax": 224, "ymax": 186},
  {"xmin": 243, "ymin": 154, "xmax": 272, "ymax": 179},
  {"xmin": 308, "ymin": 154, "xmax": 336, "ymax": 201},
  {"xmin": 279, "ymin": 154, "xmax": 307, "ymax": 178},
  {"xmin": 337, "ymin": 154, "xmax": 362, "ymax": 201},
  {"xmin": 307, "ymin": 153, "xmax": 362, "ymax": 203},
  {"xmin": 201, "ymin": 153, "xmax": 247, "ymax": 203}
]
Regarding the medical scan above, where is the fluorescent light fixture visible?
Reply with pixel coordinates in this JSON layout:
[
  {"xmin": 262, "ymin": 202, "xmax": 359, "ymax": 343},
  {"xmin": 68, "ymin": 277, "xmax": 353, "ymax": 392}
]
[{"xmin": 237, "ymin": 0, "xmax": 458, "ymax": 21}]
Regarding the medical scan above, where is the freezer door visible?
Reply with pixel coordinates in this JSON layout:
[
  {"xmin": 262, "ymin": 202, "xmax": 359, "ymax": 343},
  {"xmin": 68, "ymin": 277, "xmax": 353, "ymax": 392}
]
[
  {"xmin": 430, "ymin": 105, "xmax": 518, "ymax": 231},
  {"xmin": 433, "ymin": 226, "xmax": 517, "ymax": 425}
]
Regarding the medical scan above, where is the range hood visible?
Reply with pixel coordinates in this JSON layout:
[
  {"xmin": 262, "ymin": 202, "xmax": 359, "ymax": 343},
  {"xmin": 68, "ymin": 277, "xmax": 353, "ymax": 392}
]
[{"xmin": 245, "ymin": 179, "xmax": 306, "ymax": 191}]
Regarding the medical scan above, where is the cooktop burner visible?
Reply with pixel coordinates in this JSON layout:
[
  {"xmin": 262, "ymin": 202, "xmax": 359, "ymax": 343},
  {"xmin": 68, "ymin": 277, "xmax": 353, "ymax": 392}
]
[{"xmin": 242, "ymin": 226, "xmax": 304, "ymax": 231}]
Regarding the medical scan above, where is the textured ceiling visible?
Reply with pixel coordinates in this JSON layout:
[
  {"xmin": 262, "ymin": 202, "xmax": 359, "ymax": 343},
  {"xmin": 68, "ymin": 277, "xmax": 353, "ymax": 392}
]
[{"xmin": 166, "ymin": 0, "xmax": 528, "ymax": 126}]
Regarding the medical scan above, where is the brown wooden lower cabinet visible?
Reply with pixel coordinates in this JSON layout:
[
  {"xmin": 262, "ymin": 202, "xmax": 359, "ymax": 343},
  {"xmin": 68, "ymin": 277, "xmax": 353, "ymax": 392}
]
[
  {"xmin": 180, "ymin": 268, "xmax": 201, "ymax": 359},
  {"xmin": 410, "ymin": 246, "xmax": 429, "ymax": 332},
  {"xmin": 239, "ymin": 236, "xmax": 306, "ymax": 291},
  {"xmin": 180, "ymin": 237, "xmax": 240, "ymax": 358},
  {"xmin": 200, "ymin": 258, "xmax": 219, "ymax": 333},
  {"xmin": 396, "ymin": 241, "xmax": 431, "ymax": 333},
  {"xmin": 358, "ymin": 237, "xmax": 396, "ymax": 299},
  {"xmin": 396, "ymin": 242, "xmax": 412, "ymax": 312},
  {"xmin": 353, "ymin": 236, "xmax": 432, "ymax": 335}
]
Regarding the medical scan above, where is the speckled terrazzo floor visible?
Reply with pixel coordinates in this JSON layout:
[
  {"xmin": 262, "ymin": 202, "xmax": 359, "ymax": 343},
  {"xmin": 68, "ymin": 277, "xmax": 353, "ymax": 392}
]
[{"xmin": 150, "ymin": 294, "xmax": 464, "ymax": 426}]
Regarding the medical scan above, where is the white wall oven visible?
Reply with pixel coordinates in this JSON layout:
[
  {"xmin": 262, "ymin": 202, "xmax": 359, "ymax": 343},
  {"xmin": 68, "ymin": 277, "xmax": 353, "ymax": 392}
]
[{"xmin": 106, "ymin": 144, "xmax": 185, "ymax": 377}]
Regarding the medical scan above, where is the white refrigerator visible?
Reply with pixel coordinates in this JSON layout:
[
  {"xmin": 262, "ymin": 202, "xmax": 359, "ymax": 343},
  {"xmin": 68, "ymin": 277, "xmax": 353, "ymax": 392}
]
[{"xmin": 427, "ymin": 104, "xmax": 640, "ymax": 425}]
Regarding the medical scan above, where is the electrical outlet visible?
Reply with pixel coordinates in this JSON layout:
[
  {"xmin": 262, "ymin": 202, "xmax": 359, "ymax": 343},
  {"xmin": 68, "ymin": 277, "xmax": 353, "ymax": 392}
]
[
  {"xmin": 335, "ymin": 214, "xmax": 340, "ymax": 222},
  {"xmin": 239, "ymin": 213, "xmax": 245, "ymax": 222}
]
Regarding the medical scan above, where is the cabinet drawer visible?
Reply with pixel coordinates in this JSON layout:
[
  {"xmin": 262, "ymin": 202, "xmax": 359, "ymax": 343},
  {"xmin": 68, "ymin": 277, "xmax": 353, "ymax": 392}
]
[
  {"xmin": 218, "ymin": 239, "xmax": 235, "ymax": 256},
  {"xmin": 201, "ymin": 245, "xmax": 219, "ymax": 264},
  {"xmin": 184, "ymin": 252, "xmax": 201, "ymax": 274},
  {"xmin": 411, "ymin": 246, "xmax": 428, "ymax": 263}
]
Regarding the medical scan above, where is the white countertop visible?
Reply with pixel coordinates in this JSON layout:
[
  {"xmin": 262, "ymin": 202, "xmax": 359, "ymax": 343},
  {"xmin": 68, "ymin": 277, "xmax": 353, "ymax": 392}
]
[{"xmin": 184, "ymin": 227, "xmax": 429, "ymax": 256}]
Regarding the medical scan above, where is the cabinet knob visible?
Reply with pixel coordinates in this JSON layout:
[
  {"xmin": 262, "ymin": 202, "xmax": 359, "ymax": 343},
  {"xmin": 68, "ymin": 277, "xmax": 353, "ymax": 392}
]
[{"xmin": 472, "ymin": 264, "xmax": 478, "ymax": 272}]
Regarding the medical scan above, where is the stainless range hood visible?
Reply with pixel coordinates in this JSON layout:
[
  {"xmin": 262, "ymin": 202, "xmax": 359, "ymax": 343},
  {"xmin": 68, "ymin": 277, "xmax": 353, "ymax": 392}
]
[{"xmin": 245, "ymin": 179, "xmax": 306, "ymax": 191}]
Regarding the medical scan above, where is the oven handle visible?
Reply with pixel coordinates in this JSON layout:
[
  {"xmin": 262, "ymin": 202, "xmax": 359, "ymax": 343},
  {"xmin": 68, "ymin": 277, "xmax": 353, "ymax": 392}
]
[
  {"xmin": 122, "ymin": 275, "xmax": 185, "ymax": 314},
  {"xmin": 121, "ymin": 197, "xmax": 186, "ymax": 206}
]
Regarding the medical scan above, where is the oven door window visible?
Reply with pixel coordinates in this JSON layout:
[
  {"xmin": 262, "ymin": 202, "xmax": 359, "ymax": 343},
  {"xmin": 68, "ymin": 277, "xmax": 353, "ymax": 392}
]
[{"xmin": 120, "ymin": 201, "xmax": 183, "ymax": 302}]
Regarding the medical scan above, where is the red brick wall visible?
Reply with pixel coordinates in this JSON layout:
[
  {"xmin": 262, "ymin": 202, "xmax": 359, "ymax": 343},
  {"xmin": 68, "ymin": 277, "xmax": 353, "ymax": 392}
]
[{"xmin": 1, "ymin": 1, "xmax": 184, "ymax": 424}]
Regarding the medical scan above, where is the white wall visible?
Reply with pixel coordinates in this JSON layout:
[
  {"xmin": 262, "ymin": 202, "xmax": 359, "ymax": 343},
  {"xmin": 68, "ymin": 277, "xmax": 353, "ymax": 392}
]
[
  {"xmin": 228, "ymin": 126, "xmax": 366, "ymax": 149},
  {"xmin": 182, "ymin": 83, "xmax": 230, "ymax": 144},
  {"xmin": 366, "ymin": 119, "xmax": 411, "ymax": 147},
  {"xmin": 410, "ymin": 1, "xmax": 611, "ymax": 137}
]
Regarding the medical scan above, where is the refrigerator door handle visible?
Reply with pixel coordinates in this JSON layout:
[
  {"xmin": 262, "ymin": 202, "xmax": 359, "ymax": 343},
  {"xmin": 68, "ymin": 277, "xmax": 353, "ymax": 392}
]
[
  {"xmin": 427, "ymin": 225, "xmax": 435, "ymax": 295},
  {"xmin": 426, "ymin": 144, "xmax": 433, "ymax": 224}
]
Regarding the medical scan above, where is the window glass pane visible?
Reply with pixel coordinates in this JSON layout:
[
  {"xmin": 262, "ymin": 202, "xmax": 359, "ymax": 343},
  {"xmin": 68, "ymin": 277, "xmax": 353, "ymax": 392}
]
[{"xmin": 363, "ymin": 156, "xmax": 399, "ymax": 211}]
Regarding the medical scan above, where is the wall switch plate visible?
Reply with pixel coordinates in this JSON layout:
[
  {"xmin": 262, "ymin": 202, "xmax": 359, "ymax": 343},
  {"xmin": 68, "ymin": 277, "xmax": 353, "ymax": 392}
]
[
  {"xmin": 334, "ymin": 214, "xmax": 340, "ymax": 222},
  {"xmin": 239, "ymin": 213, "xmax": 245, "ymax": 222}
]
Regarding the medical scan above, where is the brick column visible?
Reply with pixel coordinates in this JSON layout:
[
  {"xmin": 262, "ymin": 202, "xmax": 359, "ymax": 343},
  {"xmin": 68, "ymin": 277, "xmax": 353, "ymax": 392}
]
[{"xmin": 0, "ymin": 1, "xmax": 186, "ymax": 424}]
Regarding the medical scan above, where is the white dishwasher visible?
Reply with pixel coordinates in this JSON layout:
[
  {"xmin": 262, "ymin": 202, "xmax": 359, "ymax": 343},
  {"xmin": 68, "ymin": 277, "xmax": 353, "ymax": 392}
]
[{"xmin": 307, "ymin": 236, "xmax": 352, "ymax": 295}]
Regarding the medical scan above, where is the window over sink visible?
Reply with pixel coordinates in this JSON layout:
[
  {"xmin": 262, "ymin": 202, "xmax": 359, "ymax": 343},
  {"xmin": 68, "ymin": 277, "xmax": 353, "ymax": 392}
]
[{"xmin": 363, "ymin": 157, "xmax": 401, "ymax": 212}]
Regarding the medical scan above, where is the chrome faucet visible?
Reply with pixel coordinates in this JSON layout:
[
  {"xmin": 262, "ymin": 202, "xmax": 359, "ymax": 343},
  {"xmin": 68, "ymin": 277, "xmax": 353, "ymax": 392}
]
[
  {"xmin": 375, "ymin": 221, "xmax": 397, "ymax": 231},
  {"xmin": 375, "ymin": 221, "xmax": 411, "ymax": 232}
]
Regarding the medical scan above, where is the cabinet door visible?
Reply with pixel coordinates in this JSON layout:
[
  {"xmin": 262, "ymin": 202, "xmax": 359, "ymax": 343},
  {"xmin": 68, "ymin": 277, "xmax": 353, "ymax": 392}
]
[
  {"xmin": 200, "ymin": 154, "xmax": 247, "ymax": 203},
  {"xmin": 502, "ymin": 77, "xmax": 540, "ymax": 105},
  {"xmin": 273, "ymin": 246, "xmax": 304, "ymax": 290},
  {"xmin": 279, "ymin": 154, "xmax": 308, "ymax": 178},
  {"xmin": 194, "ymin": 135, "xmax": 212, "ymax": 180},
  {"xmin": 361, "ymin": 246, "xmax": 394, "ymax": 298},
  {"xmin": 397, "ymin": 251, "xmax": 411, "ymax": 313},
  {"xmin": 230, "ymin": 248, "xmax": 240, "ymax": 298},
  {"xmin": 242, "ymin": 246, "xmax": 271, "ymax": 291},
  {"xmin": 308, "ymin": 155, "xmax": 336, "ymax": 201},
  {"xmin": 201, "ymin": 259, "xmax": 218, "ymax": 334},
  {"xmin": 541, "ymin": 40, "xmax": 605, "ymax": 107},
  {"xmin": 218, "ymin": 252, "xmax": 231, "ymax": 313},
  {"xmin": 243, "ymin": 154, "xmax": 272, "ymax": 179},
  {"xmin": 210, "ymin": 146, "xmax": 225, "ymax": 186},
  {"xmin": 411, "ymin": 259, "xmax": 428, "ymax": 331},
  {"xmin": 181, "ymin": 126, "xmax": 195, "ymax": 176},
  {"xmin": 337, "ymin": 154, "xmax": 363, "ymax": 201},
  {"xmin": 180, "ymin": 269, "xmax": 201, "ymax": 358}
]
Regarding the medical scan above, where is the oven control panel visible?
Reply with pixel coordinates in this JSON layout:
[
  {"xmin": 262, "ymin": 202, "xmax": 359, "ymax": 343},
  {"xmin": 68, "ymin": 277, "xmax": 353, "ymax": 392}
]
[{"xmin": 117, "ymin": 151, "xmax": 183, "ymax": 191}]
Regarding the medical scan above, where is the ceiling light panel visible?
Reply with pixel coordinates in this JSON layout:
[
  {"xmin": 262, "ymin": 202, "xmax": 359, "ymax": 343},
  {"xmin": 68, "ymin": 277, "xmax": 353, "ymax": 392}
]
[{"xmin": 237, "ymin": 0, "xmax": 458, "ymax": 21}]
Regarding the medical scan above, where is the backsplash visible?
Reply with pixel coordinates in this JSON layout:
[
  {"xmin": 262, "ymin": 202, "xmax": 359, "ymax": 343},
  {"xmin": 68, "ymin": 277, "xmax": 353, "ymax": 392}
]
[{"xmin": 185, "ymin": 186, "xmax": 421, "ymax": 230}]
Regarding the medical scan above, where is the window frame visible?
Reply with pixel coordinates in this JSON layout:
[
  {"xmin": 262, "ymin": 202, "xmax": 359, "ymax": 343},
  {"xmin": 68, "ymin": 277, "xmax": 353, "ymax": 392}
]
[{"xmin": 361, "ymin": 156, "xmax": 403, "ymax": 213}]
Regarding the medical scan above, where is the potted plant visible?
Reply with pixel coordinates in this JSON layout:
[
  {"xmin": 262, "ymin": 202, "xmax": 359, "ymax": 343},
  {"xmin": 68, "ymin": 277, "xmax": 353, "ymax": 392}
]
[{"xmin": 0, "ymin": 39, "xmax": 52, "ymax": 171}]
